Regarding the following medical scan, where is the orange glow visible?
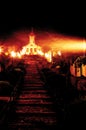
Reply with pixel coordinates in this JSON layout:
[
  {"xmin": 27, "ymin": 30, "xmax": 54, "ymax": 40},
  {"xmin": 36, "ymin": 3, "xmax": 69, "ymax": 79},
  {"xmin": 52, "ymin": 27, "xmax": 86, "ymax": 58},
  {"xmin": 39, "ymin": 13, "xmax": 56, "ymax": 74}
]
[
  {"xmin": 60, "ymin": 40, "xmax": 86, "ymax": 53},
  {"xmin": 0, "ymin": 29, "xmax": 85, "ymax": 59},
  {"xmin": 16, "ymin": 52, "xmax": 22, "ymax": 58},
  {"xmin": 20, "ymin": 47, "xmax": 26, "ymax": 55},
  {"xmin": 0, "ymin": 46, "xmax": 3, "ymax": 54},
  {"xmin": 57, "ymin": 51, "xmax": 61, "ymax": 56},
  {"xmin": 37, "ymin": 50, "xmax": 44, "ymax": 56},
  {"xmin": 10, "ymin": 51, "xmax": 22, "ymax": 59},
  {"xmin": 45, "ymin": 51, "xmax": 52, "ymax": 62},
  {"xmin": 0, "ymin": 48, "xmax": 2, "ymax": 54},
  {"xmin": 5, "ymin": 52, "xmax": 9, "ymax": 56},
  {"xmin": 50, "ymin": 39, "xmax": 86, "ymax": 54},
  {"xmin": 10, "ymin": 51, "xmax": 16, "ymax": 58}
]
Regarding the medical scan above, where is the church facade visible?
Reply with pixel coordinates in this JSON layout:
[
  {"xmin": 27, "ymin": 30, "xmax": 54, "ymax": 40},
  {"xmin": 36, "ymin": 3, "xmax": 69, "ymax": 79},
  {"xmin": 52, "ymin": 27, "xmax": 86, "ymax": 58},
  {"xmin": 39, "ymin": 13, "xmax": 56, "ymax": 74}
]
[{"xmin": 23, "ymin": 31, "xmax": 41, "ymax": 55}]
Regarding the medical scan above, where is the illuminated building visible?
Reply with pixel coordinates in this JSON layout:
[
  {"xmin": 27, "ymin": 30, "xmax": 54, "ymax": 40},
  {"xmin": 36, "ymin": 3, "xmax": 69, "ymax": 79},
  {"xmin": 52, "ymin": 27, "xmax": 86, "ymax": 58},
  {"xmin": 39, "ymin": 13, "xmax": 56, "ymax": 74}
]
[
  {"xmin": 24, "ymin": 30, "xmax": 41, "ymax": 55},
  {"xmin": 70, "ymin": 56, "xmax": 86, "ymax": 77}
]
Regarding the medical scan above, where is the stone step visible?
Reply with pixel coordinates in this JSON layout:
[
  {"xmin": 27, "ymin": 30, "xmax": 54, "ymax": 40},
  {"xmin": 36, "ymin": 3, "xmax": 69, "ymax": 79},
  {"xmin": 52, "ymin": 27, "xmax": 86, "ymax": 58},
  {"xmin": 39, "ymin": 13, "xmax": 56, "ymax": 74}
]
[
  {"xmin": 16, "ymin": 106, "xmax": 56, "ymax": 114},
  {"xmin": 19, "ymin": 93, "xmax": 51, "ymax": 99},
  {"xmin": 8, "ymin": 115, "xmax": 57, "ymax": 128},
  {"xmin": 22, "ymin": 87, "xmax": 45, "ymax": 90},
  {"xmin": 16, "ymin": 99, "xmax": 53, "ymax": 105},
  {"xmin": 23, "ymin": 83, "xmax": 44, "ymax": 87},
  {"xmin": 21, "ymin": 90, "xmax": 47, "ymax": 94}
]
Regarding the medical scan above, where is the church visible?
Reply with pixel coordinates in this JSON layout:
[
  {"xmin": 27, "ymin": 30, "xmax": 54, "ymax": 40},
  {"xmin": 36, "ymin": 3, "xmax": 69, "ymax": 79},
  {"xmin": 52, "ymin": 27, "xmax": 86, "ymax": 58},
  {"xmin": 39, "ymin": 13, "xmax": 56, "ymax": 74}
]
[{"xmin": 23, "ymin": 30, "xmax": 42, "ymax": 55}]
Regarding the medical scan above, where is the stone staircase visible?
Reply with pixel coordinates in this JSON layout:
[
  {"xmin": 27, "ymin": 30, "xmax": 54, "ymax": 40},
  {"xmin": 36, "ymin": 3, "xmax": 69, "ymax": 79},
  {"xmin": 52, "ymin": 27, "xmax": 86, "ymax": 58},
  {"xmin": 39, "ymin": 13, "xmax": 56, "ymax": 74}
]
[{"xmin": 7, "ymin": 58, "xmax": 58, "ymax": 130}]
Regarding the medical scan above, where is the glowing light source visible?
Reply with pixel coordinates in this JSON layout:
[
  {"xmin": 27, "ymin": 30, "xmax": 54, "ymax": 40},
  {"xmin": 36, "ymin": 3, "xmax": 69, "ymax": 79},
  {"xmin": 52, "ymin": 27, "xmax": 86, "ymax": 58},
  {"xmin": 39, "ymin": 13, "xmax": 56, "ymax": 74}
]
[
  {"xmin": 0, "ymin": 30, "xmax": 86, "ymax": 60},
  {"xmin": 0, "ymin": 46, "xmax": 3, "ymax": 54},
  {"xmin": 10, "ymin": 51, "xmax": 16, "ymax": 58},
  {"xmin": 16, "ymin": 52, "xmax": 21, "ymax": 58},
  {"xmin": 37, "ymin": 50, "xmax": 44, "ymax": 56},
  {"xmin": 5, "ymin": 52, "xmax": 9, "ymax": 56},
  {"xmin": 45, "ymin": 51, "xmax": 52, "ymax": 62},
  {"xmin": 20, "ymin": 47, "xmax": 26, "ymax": 55},
  {"xmin": 57, "ymin": 51, "xmax": 61, "ymax": 56}
]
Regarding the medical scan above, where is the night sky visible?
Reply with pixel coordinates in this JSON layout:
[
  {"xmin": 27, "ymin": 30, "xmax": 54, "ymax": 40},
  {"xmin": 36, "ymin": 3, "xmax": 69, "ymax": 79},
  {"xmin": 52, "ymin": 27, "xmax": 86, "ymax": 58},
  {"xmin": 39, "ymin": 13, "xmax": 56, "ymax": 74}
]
[{"xmin": 0, "ymin": 1, "xmax": 85, "ymax": 38}]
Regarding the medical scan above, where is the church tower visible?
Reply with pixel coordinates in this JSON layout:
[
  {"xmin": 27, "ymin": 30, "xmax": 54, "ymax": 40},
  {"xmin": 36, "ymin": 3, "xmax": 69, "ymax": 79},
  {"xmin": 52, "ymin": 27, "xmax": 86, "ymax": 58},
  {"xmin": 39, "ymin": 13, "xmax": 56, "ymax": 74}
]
[
  {"xmin": 25, "ymin": 29, "xmax": 41, "ymax": 55},
  {"xmin": 29, "ymin": 29, "xmax": 35, "ymax": 45}
]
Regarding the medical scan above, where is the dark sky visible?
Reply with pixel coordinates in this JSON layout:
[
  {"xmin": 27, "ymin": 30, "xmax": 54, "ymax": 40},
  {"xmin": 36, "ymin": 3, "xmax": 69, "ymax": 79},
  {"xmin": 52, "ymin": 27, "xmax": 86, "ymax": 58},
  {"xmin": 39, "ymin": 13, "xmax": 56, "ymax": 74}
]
[{"xmin": 0, "ymin": 1, "xmax": 85, "ymax": 38}]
